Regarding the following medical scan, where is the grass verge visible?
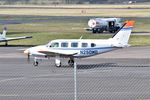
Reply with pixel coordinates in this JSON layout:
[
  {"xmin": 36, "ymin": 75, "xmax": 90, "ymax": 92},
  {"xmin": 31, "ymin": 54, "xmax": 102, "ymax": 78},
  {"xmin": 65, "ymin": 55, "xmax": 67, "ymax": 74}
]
[{"xmin": 1, "ymin": 33, "xmax": 150, "ymax": 46}]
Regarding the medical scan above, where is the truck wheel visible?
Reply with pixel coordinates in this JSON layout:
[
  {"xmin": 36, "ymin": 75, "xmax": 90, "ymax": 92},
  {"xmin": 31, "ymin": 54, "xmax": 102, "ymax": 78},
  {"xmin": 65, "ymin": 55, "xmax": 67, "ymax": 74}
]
[
  {"xmin": 92, "ymin": 29, "xmax": 97, "ymax": 33},
  {"xmin": 109, "ymin": 31, "xmax": 115, "ymax": 33},
  {"xmin": 97, "ymin": 29, "xmax": 103, "ymax": 33}
]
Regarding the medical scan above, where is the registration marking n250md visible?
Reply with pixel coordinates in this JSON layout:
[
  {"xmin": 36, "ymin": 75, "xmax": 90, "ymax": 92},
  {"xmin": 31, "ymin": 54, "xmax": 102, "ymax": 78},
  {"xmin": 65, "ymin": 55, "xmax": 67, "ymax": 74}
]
[{"xmin": 80, "ymin": 50, "xmax": 98, "ymax": 55}]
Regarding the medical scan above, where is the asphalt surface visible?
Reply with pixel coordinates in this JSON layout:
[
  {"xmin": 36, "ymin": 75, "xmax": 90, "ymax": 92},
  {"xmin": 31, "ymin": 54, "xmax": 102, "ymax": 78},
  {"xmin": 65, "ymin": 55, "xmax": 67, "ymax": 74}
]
[{"xmin": 0, "ymin": 46, "xmax": 150, "ymax": 100}]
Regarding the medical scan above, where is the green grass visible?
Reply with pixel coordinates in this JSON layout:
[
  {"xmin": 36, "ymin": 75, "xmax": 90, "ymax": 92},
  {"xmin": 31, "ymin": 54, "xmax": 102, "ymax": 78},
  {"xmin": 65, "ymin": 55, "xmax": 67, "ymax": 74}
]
[
  {"xmin": 134, "ymin": 19, "xmax": 150, "ymax": 32},
  {"xmin": 0, "ymin": 18, "xmax": 149, "ymax": 33},
  {"xmin": 0, "ymin": 18, "xmax": 149, "ymax": 46},
  {"xmin": 0, "ymin": 21, "xmax": 87, "ymax": 33},
  {"xmin": 0, "ymin": 5, "xmax": 150, "ymax": 46},
  {"xmin": 1, "ymin": 32, "xmax": 150, "ymax": 46},
  {"xmin": 5, "ymin": 33, "xmax": 110, "ymax": 45},
  {"xmin": 130, "ymin": 35, "xmax": 150, "ymax": 46}
]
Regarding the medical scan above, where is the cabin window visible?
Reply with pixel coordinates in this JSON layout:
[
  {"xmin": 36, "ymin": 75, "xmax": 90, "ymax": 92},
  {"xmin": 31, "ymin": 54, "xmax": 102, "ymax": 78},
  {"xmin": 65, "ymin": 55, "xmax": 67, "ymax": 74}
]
[
  {"xmin": 51, "ymin": 42, "xmax": 59, "ymax": 47},
  {"xmin": 71, "ymin": 42, "xmax": 78, "ymax": 47},
  {"xmin": 82, "ymin": 43, "xmax": 88, "ymax": 47},
  {"xmin": 91, "ymin": 43, "xmax": 96, "ymax": 47},
  {"xmin": 61, "ymin": 42, "xmax": 68, "ymax": 47}
]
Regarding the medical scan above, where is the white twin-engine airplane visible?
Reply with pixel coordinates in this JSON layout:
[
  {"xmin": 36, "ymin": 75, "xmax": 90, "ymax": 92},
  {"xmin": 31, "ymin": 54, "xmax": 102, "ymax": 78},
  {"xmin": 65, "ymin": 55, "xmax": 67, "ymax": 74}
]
[
  {"xmin": 24, "ymin": 21, "xmax": 135, "ymax": 67},
  {"xmin": 0, "ymin": 27, "xmax": 32, "ymax": 46}
]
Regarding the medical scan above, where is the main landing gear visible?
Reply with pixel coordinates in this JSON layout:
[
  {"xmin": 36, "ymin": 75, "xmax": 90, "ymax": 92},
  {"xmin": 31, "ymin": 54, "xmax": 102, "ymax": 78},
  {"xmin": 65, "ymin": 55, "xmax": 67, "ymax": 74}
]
[
  {"xmin": 55, "ymin": 57, "xmax": 75, "ymax": 67},
  {"xmin": 68, "ymin": 58, "xmax": 74, "ymax": 66},
  {"xmin": 55, "ymin": 57, "xmax": 61, "ymax": 67},
  {"xmin": 33, "ymin": 57, "xmax": 75, "ymax": 67},
  {"xmin": 33, "ymin": 57, "xmax": 39, "ymax": 66}
]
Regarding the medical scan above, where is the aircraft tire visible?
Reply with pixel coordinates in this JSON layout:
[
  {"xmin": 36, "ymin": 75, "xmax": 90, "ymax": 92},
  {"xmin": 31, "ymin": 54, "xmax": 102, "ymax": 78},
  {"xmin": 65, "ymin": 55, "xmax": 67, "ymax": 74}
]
[
  {"xmin": 68, "ymin": 60, "xmax": 74, "ymax": 66},
  {"xmin": 33, "ymin": 61, "xmax": 38, "ymax": 66},
  {"xmin": 55, "ymin": 62, "xmax": 61, "ymax": 67}
]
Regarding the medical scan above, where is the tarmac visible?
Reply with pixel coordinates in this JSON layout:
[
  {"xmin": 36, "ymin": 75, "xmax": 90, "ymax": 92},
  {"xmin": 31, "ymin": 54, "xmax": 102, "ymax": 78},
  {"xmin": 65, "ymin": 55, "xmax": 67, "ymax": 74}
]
[{"xmin": 0, "ymin": 46, "xmax": 150, "ymax": 100}]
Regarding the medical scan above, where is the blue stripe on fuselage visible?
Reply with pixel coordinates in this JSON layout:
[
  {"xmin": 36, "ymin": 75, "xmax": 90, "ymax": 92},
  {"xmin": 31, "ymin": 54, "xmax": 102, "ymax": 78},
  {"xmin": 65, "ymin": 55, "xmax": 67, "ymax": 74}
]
[
  {"xmin": 49, "ymin": 47, "xmax": 118, "ymax": 58},
  {"xmin": 76, "ymin": 47, "xmax": 117, "ymax": 58},
  {"xmin": 49, "ymin": 47, "xmax": 116, "ymax": 50}
]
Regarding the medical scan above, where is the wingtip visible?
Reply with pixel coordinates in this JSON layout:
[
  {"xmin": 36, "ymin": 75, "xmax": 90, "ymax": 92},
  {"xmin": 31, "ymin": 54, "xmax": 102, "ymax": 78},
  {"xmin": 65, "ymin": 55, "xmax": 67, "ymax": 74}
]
[{"xmin": 26, "ymin": 36, "xmax": 32, "ymax": 38}]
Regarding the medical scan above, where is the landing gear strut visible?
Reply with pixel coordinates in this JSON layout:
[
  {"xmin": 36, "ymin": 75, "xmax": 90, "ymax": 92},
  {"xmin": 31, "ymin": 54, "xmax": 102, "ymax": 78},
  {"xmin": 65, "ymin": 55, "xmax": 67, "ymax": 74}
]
[
  {"xmin": 55, "ymin": 56, "xmax": 61, "ymax": 67},
  {"xmin": 33, "ymin": 57, "xmax": 38, "ymax": 66},
  {"xmin": 68, "ymin": 58, "xmax": 74, "ymax": 66}
]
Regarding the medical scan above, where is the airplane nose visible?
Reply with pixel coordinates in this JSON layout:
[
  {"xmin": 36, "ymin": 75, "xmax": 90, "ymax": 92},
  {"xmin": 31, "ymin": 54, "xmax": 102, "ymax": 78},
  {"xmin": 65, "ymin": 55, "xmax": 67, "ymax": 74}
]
[
  {"xmin": 24, "ymin": 49, "xmax": 31, "ymax": 63},
  {"xmin": 24, "ymin": 49, "xmax": 29, "ymax": 54}
]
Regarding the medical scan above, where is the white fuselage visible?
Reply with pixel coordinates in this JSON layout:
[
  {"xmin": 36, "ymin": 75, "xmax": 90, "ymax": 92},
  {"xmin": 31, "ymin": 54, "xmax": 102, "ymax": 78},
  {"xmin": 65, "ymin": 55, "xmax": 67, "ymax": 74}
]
[{"xmin": 26, "ymin": 39, "xmax": 119, "ymax": 58}]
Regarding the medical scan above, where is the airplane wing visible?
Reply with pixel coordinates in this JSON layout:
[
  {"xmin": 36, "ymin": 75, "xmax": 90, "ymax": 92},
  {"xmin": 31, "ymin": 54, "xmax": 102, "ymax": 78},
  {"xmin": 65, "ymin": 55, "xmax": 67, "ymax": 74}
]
[
  {"xmin": 0, "ymin": 36, "xmax": 32, "ymax": 42},
  {"xmin": 38, "ymin": 50, "xmax": 78, "ymax": 57},
  {"xmin": 6, "ymin": 36, "xmax": 32, "ymax": 41}
]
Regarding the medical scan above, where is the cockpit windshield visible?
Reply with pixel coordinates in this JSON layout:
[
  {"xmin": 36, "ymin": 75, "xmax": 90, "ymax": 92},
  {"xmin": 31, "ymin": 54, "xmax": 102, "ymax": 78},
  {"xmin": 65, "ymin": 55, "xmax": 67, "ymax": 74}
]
[{"xmin": 49, "ymin": 42, "xmax": 59, "ymax": 48}]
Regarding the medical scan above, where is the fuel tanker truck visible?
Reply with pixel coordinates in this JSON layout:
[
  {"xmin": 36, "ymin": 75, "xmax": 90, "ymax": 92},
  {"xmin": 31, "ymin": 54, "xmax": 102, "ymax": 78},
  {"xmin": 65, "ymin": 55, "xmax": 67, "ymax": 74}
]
[{"xmin": 86, "ymin": 18, "xmax": 123, "ymax": 33}]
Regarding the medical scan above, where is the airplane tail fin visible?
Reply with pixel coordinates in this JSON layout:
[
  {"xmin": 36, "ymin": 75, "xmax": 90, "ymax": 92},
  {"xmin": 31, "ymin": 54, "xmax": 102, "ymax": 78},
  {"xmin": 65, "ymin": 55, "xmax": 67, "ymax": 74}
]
[
  {"xmin": 111, "ymin": 21, "xmax": 135, "ymax": 47},
  {"xmin": 0, "ymin": 27, "xmax": 7, "ymax": 38}
]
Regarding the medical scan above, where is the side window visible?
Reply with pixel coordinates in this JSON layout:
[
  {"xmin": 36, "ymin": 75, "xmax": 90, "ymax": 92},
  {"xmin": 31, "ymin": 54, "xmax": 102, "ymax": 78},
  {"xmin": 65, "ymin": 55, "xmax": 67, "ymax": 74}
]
[
  {"xmin": 82, "ymin": 43, "xmax": 88, "ymax": 47},
  {"xmin": 91, "ymin": 43, "xmax": 96, "ymax": 47},
  {"xmin": 71, "ymin": 42, "xmax": 78, "ymax": 48},
  {"xmin": 51, "ymin": 42, "xmax": 59, "ymax": 48},
  {"xmin": 61, "ymin": 42, "xmax": 68, "ymax": 47}
]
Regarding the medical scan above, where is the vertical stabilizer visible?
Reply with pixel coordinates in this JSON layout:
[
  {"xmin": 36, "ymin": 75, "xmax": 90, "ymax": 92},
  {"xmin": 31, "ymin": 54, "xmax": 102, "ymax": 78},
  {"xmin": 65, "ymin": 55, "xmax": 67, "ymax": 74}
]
[
  {"xmin": 0, "ymin": 27, "xmax": 7, "ymax": 39},
  {"xmin": 111, "ymin": 21, "xmax": 135, "ymax": 47}
]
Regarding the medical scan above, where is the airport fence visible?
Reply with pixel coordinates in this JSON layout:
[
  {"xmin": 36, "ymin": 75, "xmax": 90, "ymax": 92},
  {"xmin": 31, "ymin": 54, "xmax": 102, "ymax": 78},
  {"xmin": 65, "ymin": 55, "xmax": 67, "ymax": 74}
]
[
  {"xmin": 39, "ymin": 58, "xmax": 150, "ymax": 100},
  {"xmin": 1, "ymin": 57, "xmax": 150, "ymax": 100}
]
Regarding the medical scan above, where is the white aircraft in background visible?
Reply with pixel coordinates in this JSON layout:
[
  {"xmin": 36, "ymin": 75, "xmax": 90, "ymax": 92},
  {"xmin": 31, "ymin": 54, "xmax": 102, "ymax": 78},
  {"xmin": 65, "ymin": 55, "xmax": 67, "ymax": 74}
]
[
  {"xmin": 0, "ymin": 27, "xmax": 32, "ymax": 46},
  {"xmin": 24, "ymin": 21, "xmax": 135, "ymax": 67}
]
